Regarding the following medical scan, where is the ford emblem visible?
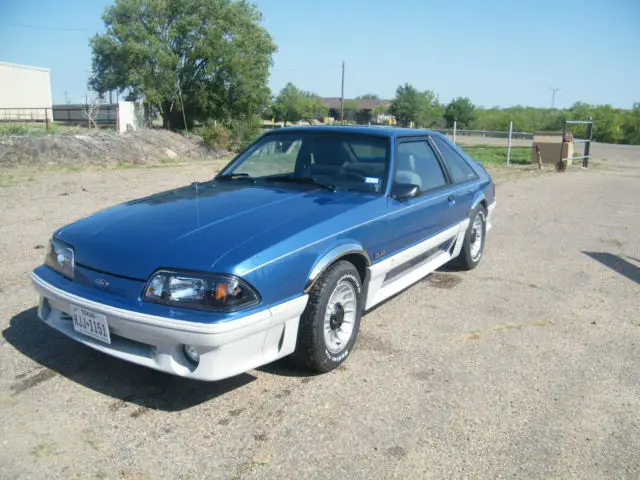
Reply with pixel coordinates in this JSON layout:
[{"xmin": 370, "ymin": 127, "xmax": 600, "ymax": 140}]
[{"xmin": 95, "ymin": 278, "xmax": 109, "ymax": 288}]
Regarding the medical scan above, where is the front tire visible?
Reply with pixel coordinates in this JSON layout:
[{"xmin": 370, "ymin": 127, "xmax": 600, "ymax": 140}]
[
  {"xmin": 453, "ymin": 204, "xmax": 487, "ymax": 271},
  {"xmin": 294, "ymin": 261, "xmax": 363, "ymax": 373}
]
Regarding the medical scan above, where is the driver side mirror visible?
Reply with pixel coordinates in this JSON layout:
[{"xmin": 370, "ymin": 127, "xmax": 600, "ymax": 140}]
[{"xmin": 391, "ymin": 183, "xmax": 420, "ymax": 201}]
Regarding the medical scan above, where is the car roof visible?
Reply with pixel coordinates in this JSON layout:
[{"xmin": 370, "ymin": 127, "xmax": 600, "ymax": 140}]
[{"xmin": 262, "ymin": 125, "xmax": 442, "ymax": 139}]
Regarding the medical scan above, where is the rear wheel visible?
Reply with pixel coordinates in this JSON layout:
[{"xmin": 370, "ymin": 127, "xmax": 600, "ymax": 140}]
[
  {"xmin": 294, "ymin": 261, "xmax": 363, "ymax": 372},
  {"xmin": 453, "ymin": 204, "xmax": 487, "ymax": 271}
]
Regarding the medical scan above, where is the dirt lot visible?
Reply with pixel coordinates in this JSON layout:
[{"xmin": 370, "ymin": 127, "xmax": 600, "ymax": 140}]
[{"xmin": 0, "ymin": 143, "xmax": 638, "ymax": 479}]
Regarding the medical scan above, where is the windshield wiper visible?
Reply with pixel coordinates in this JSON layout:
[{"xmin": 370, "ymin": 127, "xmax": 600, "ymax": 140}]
[
  {"xmin": 262, "ymin": 175, "xmax": 336, "ymax": 192},
  {"xmin": 216, "ymin": 172, "xmax": 254, "ymax": 182}
]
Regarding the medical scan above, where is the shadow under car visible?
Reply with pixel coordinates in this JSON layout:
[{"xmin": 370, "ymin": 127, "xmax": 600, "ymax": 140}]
[{"xmin": 3, "ymin": 307, "xmax": 257, "ymax": 412}]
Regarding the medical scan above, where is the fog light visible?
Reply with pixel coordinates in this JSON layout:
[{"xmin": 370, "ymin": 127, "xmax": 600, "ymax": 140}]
[{"xmin": 183, "ymin": 345, "xmax": 200, "ymax": 365}]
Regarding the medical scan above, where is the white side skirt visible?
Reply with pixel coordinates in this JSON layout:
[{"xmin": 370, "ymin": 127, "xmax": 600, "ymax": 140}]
[{"xmin": 364, "ymin": 220, "xmax": 468, "ymax": 310}]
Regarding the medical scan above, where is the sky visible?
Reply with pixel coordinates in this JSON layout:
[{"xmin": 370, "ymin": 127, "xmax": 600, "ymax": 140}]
[{"xmin": 0, "ymin": 0, "xmax": 638, "ymax": 109}]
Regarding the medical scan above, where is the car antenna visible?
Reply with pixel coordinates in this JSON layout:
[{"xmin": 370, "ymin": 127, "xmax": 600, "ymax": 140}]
[{"xmin": 193, "ymin": 179, "xmax": 201, "ymax": 228}]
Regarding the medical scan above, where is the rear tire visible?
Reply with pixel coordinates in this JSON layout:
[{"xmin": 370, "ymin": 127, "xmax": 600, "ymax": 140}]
[
  {"xmin": 453, "ymin": 204, "xmax": 487, "ymax": 271},
  {"xmin": 294, "ymin": 261, "xmax": 363, "ymax": 373}
]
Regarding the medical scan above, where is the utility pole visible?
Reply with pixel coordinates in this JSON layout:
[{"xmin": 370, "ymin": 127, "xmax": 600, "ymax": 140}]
[
  {"xmin": 64, "ymin": 91, "xmax": 69, "ymax": 104},
  {"xmin": 340, "ymin": 61, "xmax": 345, "ymax": 123},
  {"xmin": 550, "ymin": 86, "xmax": 560, "ymax": 110}
]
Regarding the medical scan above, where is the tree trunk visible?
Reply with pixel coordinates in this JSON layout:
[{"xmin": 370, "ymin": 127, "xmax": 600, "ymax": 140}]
[{"xmin": 161, "ymin": 102, "xmax": 172, "ymax": 130}]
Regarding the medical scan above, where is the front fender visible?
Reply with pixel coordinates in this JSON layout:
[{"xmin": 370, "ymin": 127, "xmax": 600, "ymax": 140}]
[{"xmin": 304, "ymin": 242, "xmax": 371, "ymax": 293}]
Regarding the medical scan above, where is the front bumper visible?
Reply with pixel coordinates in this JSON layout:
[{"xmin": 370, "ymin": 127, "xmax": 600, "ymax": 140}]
[
  {"xmin": 486, "ymin": 201, "xmax": 496, "ymax": 231},
  {"xmin": 31, "ymin": 273, "xmax": 308, "ymax": 381}
]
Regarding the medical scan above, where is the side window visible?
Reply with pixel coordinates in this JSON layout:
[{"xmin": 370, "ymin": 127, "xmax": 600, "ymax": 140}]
[
  {"xmin": 396, "ymin": 140, "xmax": 447, "ymax": 192},
  {"xmin": 431, "ymin": 136, "xmax": 478, "ymax": 184}
]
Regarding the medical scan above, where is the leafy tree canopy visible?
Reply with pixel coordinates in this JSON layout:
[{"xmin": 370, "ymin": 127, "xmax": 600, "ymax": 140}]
[
  {"xmin": 471, "ymin": 102, "xmax": 639, "ymax": 144},
  {"xmin": 89, "ymin": 0, "xmax": 277, "ymax": 129},
  {"xmin": 389, "ymin": 83, "xmax": 420, "ymax": 127},
  {"xmin": 272, "ymin": 83, "xmax": 327, "ymax": 125},
  {"xmin": 444, "ymin": 97, "xmax": 475, "ymax": 128},
  {"xmin": 389, "ymin": 84, "xmax": 441, "ymax": 128}
]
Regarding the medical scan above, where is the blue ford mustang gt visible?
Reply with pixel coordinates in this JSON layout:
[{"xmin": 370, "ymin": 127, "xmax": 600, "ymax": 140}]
[{"xmin": 32, "ymin": 126, "xmax": 495, "ymax": 381}]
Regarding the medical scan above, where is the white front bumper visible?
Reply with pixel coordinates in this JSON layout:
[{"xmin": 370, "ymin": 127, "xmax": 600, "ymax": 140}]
[
  {"xmin": 31, "ymin": 273, "xmax": 308, "ymax": 381},
  {"xmin": 487, "ymin": 201, "xmax": 496, "ymax": 231}
]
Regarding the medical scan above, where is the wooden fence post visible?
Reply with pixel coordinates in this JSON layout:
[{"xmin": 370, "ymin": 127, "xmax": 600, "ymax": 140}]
[{"xmin": 535, "ymin": 145, "xmax": 543, "ymax": 170}]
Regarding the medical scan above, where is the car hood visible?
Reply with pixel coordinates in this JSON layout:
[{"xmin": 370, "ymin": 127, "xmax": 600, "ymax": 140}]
[{"xmin": 56, "ymin": 181, "xmax": 374, "ymax": 280}]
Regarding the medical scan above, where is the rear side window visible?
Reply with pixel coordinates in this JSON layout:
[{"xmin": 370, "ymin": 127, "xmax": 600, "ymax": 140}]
[
  {"xmin": 396, "ymin": 140, "xmax": 447, "ymax": 192},
  {"xmin": 431, "ymin": 136, "xmax": 478, "ymax": 184}
]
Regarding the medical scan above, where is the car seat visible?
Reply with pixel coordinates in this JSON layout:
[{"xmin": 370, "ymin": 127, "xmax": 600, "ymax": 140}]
[{"xmin": 395, "ymin": 152, "xmax": 422, "ymax": 189}]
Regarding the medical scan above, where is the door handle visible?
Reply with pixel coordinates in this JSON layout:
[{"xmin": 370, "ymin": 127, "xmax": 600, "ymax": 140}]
[{"xmin": 448, "ymin": 195, "xmax": 456, "ymax": 203}]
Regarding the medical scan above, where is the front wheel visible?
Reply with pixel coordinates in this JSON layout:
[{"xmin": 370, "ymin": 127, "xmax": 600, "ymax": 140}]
[
  {"xmin": 294, "ymin": 261, "xmax": 363, "ymax": 372},
  {"xmin": 453, "ymin": 205, "xmax": 487, "ymax": 271}
]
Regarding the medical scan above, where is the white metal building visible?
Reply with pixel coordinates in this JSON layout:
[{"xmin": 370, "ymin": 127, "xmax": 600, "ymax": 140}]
[{"xmin": 0, "ymin": 61, "xmax": 53, "ymax": 122}]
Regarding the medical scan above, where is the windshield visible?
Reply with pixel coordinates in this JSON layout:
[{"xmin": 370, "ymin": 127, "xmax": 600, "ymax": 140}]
[{"xmin": 220, "ymin": 131, "xmax": 390, "ymax": 194}]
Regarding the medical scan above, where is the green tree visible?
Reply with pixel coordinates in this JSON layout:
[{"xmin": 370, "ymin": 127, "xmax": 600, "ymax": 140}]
[
  {"xmin": 356, "ymin": 94, "xmax": 380, "ymax": 100},
  {"xmin": 416, "ymin": 90, "xmax": 441, "ymax": 128},
  {"xmin": 444, "ymin": 97, "xmax": 475, "ymax": 128},
  {"xmin": 591, "ymin": 105, "xmax": 623, "ymax": 143},
  {"xmin": 372, "ymin": 103, "xmax": 389, "ymax": 124},
  {"xmin": 621, "ymin": 103, "xmax": 640, "ymax": 145},
  {"xmin": 372, "ymin": 104, "xmax": 389, "ymax": 116},
  {"xmin": 272, "ymin": 83, "xmax": 327, "ymax": 125},
  {"xmin": 272, "ymin": 83, "xmax": 306, "ymax": 125},
  {"xmin": 89, "ymin": 0, "xmax": 276, "ymax": 129},
  {"xmin": 301, "ymin": 93, "xmax": 328, "ymax": 123},
  {"xmin": 389, "ymin": 83, "xmax": 421, "ymax": 127}
]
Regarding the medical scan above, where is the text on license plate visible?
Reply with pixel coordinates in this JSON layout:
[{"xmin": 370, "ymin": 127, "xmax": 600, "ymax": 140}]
[{"xmin": 71, "ymin": 305, "xmax": 111, "ymax": 344}]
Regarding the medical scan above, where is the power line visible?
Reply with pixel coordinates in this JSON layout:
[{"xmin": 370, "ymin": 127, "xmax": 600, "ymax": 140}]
[{"xmin": 0, "ymin": 21, "xmax": 89, "ymax": 32}]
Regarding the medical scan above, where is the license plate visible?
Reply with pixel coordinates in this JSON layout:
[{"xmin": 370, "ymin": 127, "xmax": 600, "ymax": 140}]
[{"xmin": 71, "ymin": 305, "xmax": 111, "ymax": 344}]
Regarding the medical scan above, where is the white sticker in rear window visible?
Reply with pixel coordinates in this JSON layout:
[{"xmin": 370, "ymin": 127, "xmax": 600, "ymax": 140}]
[{"xmin": 365, "ymin": 177, "xmax": 380, "ymax": 184}]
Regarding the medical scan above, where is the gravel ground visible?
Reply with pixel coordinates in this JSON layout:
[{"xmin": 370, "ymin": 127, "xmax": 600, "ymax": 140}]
[{"xmin": 0, "ymin": 144, "xmax": 638, "ymax": 479}]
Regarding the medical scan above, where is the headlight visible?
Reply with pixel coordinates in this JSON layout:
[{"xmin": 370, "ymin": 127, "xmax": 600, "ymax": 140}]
[
  {"xmin": 142, "ymin": 270, "xmax": 260, "ymax": 312},
  {"xmin": 45, "ymin": 238, "xmax": 74, "ymax": 279}
]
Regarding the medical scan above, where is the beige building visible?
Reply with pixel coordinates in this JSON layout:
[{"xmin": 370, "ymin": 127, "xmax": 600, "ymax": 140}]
[{"xmin": 0, "ymin": 61, "xmax": 53, "ymax": 122}]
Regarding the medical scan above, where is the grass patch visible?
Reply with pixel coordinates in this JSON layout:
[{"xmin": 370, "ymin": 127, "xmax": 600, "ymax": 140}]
[
  {"xmin": 31, "ymin": 441, "xmax": 56, "ymax": 458},
  {"xmin": 113, "ymin": 155, "xmax": 233, "ymax": 170},
  {"xmin": 0, "ymin": 124, "xmax": 31, "ymax": 135},
  {"xmin": 0, "ymin": 122, "xmax": 114, "ymax": 136},
  {"xmin": 0, "ymin": 170, "xmax": 37, "ymax": 188},
  {"xmin": 231, "ymin": 459, "xmax": 269, "ymax": 480},
  {"xmin": 461, "ymin": 145, "xmax": 531, "ymax": 166}
]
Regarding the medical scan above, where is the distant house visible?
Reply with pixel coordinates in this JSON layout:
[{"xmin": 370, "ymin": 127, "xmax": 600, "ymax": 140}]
[{"xmin": 320, "ymin": 97, "xmax": 391, "ymax": 124}]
